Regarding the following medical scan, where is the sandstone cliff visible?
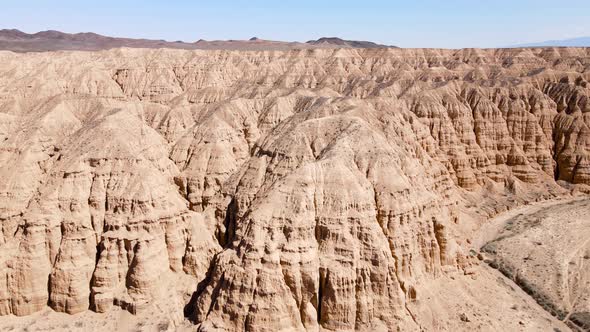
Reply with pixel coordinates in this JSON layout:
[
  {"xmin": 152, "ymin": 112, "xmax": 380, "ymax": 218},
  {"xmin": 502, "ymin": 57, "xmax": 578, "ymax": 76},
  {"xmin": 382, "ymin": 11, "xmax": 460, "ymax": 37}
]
[{"xmin": 0, "ymin": 47, "xmax": 588, "ymax": 331}]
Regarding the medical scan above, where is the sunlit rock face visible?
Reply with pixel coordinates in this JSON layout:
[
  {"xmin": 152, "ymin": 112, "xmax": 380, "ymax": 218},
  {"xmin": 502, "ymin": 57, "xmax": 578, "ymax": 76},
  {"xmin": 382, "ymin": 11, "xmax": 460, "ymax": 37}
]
[{"xmin": 0, "ymin": 47, "xmax": 588, "ymax": 330}]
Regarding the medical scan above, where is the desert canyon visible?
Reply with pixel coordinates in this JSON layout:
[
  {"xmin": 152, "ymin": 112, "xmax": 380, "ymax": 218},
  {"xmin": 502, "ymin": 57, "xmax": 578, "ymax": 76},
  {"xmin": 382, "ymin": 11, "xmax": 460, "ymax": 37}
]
[{"xmin": 0, "ymin": 43, "xmax": 588, "ymax": 332}]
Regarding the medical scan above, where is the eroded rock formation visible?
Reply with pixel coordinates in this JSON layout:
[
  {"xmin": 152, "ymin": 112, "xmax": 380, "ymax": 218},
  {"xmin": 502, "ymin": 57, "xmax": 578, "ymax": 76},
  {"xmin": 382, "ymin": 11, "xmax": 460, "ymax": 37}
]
[{"xmin": 0, "ymin": 47, "xmax": 589, "ymax": 330}]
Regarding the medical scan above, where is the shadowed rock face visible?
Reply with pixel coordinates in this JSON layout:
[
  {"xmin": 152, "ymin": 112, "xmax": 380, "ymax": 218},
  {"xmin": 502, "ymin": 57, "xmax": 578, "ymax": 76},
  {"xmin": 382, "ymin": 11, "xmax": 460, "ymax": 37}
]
[{"xmin": 0, "ymin": 47, "xmax": 588, "ymax": 331}]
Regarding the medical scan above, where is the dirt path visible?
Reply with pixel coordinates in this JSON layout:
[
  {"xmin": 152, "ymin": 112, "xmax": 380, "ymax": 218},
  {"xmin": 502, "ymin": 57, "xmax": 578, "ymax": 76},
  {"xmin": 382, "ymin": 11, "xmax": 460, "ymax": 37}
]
[
  {"xmin": 472, "ymin": 196, "xmax": 588, "ymax": 250},
  {"xmin": 476, "ymin": 196, "xmax": 590, "ymax": 331}
]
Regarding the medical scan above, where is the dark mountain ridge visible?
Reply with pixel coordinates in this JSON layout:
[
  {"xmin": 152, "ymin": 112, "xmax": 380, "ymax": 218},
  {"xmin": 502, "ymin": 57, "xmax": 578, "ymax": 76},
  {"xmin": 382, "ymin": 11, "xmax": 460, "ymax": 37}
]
[{"xmin": 0, "ymin": 29, "xmax": 397, "ymax": 52}]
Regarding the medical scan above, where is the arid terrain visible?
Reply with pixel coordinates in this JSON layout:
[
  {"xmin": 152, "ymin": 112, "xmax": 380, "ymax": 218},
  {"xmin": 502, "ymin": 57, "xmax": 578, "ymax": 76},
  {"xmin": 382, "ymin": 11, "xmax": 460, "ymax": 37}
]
[
  {"xmin": 0, "ymin": 46, "xmax": 589, "ymax": 331},
  {"xmin": 483, "ymin": 198, "xmax": 590, "ymax": 330}
]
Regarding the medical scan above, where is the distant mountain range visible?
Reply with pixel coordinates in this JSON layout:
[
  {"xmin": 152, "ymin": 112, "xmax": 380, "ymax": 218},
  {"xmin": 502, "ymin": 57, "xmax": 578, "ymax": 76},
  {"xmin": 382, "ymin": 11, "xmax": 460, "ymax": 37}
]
[
  {"xmin": 0, "ymin": 29, "xmax": 394, "ymax": 52},
  {"xmin": 511, "ymin": 36, "xmax": 590, "ymax": 47},
  {"xmin": 306, "ymin": 37, "xmax": 389, "ymax": 49}
]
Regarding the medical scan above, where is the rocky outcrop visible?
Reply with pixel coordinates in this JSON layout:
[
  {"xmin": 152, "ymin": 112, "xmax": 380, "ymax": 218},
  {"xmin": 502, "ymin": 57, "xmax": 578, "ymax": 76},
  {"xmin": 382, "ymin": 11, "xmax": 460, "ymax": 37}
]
[
  {"xmin": 190, "ymin": 103, "xmax": 461, "ymax": 331},
  {"xmin": 0, "ymin": 47, "xmax": 588, "ymax": 330},
  {"xmin": 0, "ymin": 98, "xmax": 220, "ymax": 317}
]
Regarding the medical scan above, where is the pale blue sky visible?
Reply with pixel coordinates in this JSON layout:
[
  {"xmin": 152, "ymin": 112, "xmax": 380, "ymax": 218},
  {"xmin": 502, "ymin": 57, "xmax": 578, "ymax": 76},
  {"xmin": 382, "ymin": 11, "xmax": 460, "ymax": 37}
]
[{"xmin": 2, "ymin": 0, "xmax": 589, "ymax": 48}]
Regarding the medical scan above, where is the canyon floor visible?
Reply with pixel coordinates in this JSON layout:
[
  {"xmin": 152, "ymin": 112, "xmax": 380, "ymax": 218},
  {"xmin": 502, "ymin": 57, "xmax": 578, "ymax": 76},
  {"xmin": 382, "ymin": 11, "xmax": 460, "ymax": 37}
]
[{"xmin": 0, "ymin": 47, "xmax": 589, "ymax": 331}]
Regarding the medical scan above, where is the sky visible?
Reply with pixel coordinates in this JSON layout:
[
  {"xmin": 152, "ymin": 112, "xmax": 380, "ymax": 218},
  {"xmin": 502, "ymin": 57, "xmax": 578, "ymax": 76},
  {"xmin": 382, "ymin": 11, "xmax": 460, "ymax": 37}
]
[{"xmin": 1, "ymin": 0, "xmax": 589, "ymax": 48}]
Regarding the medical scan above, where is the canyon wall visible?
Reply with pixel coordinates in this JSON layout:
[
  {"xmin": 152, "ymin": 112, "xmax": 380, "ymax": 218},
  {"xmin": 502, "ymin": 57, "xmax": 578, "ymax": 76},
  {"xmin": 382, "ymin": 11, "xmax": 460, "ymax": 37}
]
[{"xmin": 0, "ymin": 47, "xmax": 588, "ymax": 330}]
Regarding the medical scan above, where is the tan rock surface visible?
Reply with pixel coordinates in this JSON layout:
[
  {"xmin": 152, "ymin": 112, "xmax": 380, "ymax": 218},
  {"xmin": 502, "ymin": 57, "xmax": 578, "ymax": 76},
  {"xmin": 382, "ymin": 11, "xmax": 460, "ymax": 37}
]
[{"xmin": 0, "ymin": 47, "xmax": 588, "ymax": 331}]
